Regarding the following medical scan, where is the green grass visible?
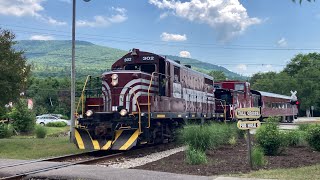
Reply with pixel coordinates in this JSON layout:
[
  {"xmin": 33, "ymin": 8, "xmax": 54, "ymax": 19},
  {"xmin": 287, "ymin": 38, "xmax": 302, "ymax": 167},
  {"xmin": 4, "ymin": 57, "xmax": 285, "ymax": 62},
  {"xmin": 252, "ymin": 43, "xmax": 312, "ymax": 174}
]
[
  {"xmin": 0, "ymin": 137, "xmax": 84, "ymax": 159},
  {"xmin": 46, "ymin": 126, "xmax": 70, "ymax": 136},
  {"xmin": 237, "ymin": 164, "xmax": 320, "ymax": 180}
]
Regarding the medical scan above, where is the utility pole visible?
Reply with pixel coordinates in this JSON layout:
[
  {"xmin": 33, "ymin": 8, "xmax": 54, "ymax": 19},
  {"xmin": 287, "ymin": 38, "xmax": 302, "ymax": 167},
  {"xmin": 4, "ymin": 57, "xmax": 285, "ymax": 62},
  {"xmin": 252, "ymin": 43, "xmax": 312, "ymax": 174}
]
[{"xmin": 70, "ymin": 0, "xmax": 76, "ymax": 142}]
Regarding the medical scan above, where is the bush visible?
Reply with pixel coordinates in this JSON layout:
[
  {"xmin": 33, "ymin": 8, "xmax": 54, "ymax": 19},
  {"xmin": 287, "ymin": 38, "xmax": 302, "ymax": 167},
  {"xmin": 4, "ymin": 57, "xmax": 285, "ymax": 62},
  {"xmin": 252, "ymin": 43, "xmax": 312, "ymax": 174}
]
[
  {"xmin": 46, "ymin": 121, "xmax": 67, "ymax": 127},
  {"xmin": 35, "ymin": 126, "xmax": 47, "ymax": 138},
  {"xmin": 306, "ymin": 124, "xmax": 320, "ymax": 151},
  {"xmin": 255, "ymin": 117, "xmax": 282, "ymax": 155},
  {"xmin": 0, "ymin": 124, "xmax": 13, "ymax": 138},
  {"xmin": 251, "ymin": 146, "xmax": 267, "ymax": 168},
  {"xmin": 9, "ymin": 99, "xmax": 35, "ymax": 134},
  {"xmin": 186, "ymin": 147, "xmax": 207, "ymax": 165},
  {"xmin": 281, "ymin": 130, "xmax": 306, "ymax": 147}
]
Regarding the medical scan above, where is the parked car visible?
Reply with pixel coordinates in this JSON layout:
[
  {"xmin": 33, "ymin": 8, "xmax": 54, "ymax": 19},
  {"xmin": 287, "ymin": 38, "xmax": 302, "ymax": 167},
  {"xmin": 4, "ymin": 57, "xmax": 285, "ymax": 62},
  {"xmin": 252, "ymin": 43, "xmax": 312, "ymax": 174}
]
[{"xmin": 36, "ymin": 115, "xmax": 70, "ymax": 126}]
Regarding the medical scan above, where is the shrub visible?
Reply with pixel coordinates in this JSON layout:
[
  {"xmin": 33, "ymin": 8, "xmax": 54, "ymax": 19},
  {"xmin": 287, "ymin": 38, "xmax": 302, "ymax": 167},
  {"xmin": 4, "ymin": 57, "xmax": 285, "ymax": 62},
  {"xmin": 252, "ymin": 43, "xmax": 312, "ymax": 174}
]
[
  {"xmin": 281, "ymin": 130, "xmax": 306, "ymax": 147},
  {"xmin": 255, "ymin": 117, "xmax": 282, "ymax": 155},
  {"xmin": 0, "ymin": 124, "xmax": 13, "ymax": 138},
  {"xmin": 306, "ymin": 124, "xmax": 320, "ymax": 151},
  {"xmin": 9, "ymin": 99, "xmax": 35, "ymax": 134},
  {"xmin": 46, "ymin": 121, "xmax": 67, "ymax": 127},
  {"xmin": 186, "ymin": 147, "xmax": 207, "ymax": 165},
  {"xmin": 35, "ymin": 126, "xmax": 47, "ymax": 138},
  {"xmin": 251, "ymin": 146, "xmax": 267, "ymax": 168}
]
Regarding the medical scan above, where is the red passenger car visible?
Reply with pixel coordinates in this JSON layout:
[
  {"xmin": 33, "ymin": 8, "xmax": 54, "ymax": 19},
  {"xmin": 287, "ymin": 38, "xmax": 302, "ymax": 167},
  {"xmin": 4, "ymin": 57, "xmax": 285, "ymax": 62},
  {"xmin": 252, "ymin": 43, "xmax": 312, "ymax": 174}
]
[{"xmin": 214, "ymin": 81, "xmax": 298, "ymax": 122}]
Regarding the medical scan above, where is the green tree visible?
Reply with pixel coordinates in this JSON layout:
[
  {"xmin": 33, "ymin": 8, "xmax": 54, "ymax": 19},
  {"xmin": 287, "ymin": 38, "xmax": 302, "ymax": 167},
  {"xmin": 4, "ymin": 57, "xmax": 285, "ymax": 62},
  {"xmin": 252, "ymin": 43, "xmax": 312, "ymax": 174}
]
[
  {"xmin": 0, "ymin": 29, "xmax": 31, "ymax": 117},
  {"xmin": 208, "ymin": 70, "xmax": 227, "ymax": 82},
  {"xmin": 9, "ymin": 99, "xmax": 35, "ymax": 134},
  {"xmin": 250, "ymin": 53, "xmax": 320, "ymax": 116}
]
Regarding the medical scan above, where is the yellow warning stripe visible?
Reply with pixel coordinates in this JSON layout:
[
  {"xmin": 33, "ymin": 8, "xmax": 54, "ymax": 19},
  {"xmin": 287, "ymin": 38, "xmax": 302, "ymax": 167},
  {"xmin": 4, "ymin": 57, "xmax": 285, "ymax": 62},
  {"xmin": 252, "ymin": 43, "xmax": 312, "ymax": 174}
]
[
  {"xmin": 101, "ymin": 141, "xmax": 112, "ymax": 150},
  {"xmin": 113, "ymin": 129, "xmax": 124, "ymax": 144},
  {"xmin": 119, "ymin": 130, "xmax": 140, "ymax": 150},
  {"xmin": 75, "ymin": 129, "xmax": 85, "ymax": 149},
  {"xmin": 92, "ymin": 140, "xmax": 100, "ymax": 150}
]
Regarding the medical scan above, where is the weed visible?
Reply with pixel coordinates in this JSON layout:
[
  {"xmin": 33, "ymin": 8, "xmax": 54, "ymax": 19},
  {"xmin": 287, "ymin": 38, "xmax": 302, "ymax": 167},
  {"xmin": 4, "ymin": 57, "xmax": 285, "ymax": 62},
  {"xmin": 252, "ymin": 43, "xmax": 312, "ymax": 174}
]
[
  {"xmin": 251, "ymin": 146, "xmax": 267, "ymax": 168},
  {"xmin": 186, "ymin": 147, "xmax": 207, "ymax": 165},
  {"xmin": 229, "ymin": 136, "xmax": 237, "ymax": 146}
]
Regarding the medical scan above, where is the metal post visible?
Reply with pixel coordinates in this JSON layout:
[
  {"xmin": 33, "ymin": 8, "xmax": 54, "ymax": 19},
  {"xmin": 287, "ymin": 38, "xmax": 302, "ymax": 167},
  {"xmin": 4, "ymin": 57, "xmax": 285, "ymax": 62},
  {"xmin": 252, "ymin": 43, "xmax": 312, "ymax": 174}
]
[
  {"xmin": 70, "ymin": 0, "xmax": 76, "ymax": 142},
  {"xmin": 247, "ymin": 129, "xmax": 252, "ymax": 169}
]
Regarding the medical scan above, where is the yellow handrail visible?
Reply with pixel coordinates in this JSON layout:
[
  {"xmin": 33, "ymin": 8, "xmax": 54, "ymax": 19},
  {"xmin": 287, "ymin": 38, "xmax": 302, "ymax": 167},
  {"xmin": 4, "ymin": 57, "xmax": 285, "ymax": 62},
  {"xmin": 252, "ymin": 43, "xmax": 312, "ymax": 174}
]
[{"xmin": 76, "ymin": 75, "xmax": 91, "ymax": 117}]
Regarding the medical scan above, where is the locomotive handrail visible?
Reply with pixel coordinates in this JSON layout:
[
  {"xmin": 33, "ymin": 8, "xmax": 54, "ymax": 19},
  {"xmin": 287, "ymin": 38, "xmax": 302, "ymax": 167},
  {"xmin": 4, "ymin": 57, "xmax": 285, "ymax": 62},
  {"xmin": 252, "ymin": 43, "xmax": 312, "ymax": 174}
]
[
  {"xmin": 147, "ymin": 72, "xmax": 170, "ymax": 128},
  {"xmin": 76, "ymin": 75, "xmax": 91, "ymax": 117},
  {"xmin": 127, "ymin": 86, "xmax": 142, "ymax": 134}
]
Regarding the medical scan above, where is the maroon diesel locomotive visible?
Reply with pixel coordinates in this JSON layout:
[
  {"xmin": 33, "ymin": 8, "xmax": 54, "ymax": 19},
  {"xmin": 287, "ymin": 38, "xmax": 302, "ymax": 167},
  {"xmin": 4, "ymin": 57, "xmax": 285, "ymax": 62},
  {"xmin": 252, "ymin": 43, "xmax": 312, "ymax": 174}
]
[
  {"xmin": 214, "ymin": 81, "xmax": 298, "ymax": 122},
  {"xmin": 75, "ymin": 49, "xmax": 215, "ymax": 150}
]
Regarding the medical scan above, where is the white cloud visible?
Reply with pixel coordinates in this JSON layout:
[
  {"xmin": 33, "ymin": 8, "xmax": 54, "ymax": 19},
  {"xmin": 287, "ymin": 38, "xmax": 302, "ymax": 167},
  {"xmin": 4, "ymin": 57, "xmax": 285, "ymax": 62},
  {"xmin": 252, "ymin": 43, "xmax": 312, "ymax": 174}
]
[
  {"xmin": 277, "ymin": 37, "xmax": 287, "ymax": 47},
  {"xmin": 149, "ymin": 0, "xmax": 261, "ymax": 41},
  {"xmin": 160, "ymin": 32, "xmax": 187, "ymax": 42},
  {"xmin": 0, "ymin": 0, "xmax": 44, "ymax": 17},
  {"xmin": 160, "ymin": 12, "xmax": 169, "ymax": 19},
  {"xmin": 179, "ymin": 51, "xmax": 191, "ymax": 58},
  {"xmin": 30, "ymin": 35, "xmax": 55, "ymax": 40},
  {"xmin": 236, "ymin": 64, "xmax": 247, "ymax": 71},
  {"xmin": 0, "ymin": 0, "xmax": 67, "ymax": 26},
  {"xmin": 77, "ymin": 7, "xmax": 127, "ymax": 27}
]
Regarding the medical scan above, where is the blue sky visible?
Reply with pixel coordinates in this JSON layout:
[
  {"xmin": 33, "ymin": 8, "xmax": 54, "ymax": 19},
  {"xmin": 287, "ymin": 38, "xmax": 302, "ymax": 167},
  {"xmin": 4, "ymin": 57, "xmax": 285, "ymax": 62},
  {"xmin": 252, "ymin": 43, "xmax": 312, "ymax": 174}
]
[{"xmin": 0, "ymin": 0, "xmax": 320, "ymax": 76}]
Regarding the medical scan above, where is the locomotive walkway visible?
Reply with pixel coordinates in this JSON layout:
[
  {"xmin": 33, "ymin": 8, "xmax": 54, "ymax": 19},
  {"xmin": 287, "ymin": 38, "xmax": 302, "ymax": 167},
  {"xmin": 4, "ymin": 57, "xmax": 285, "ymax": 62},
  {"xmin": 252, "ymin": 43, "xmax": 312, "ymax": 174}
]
[{"xmin": 0, "ymin": 159, "xmax": 273, "ymax": 180}]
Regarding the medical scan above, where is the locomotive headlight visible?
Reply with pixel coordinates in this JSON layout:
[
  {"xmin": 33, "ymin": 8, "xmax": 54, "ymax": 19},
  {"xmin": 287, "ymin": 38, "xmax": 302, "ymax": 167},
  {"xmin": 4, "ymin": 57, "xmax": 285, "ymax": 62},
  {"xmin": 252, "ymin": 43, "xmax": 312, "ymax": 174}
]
[
  {"xmin": 85, "ymin": 110, "xmax": 94, "ymax": 117},
  {"xmin": 119, "ymin": 109, "xmax": 128, "ymax": 116},
  {"xmin": 111, "ymin": 74, "xmax": 118, "ymax": 86}
]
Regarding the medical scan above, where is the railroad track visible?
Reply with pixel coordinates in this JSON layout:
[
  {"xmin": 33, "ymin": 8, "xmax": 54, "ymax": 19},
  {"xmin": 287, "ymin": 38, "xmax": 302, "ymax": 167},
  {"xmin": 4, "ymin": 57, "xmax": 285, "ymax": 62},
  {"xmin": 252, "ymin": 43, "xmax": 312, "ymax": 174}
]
[
  {"xmin": 0, "ymin": 143, "xmax": 174, "ymax": 180},
  {"xmin": 0, "ymin": 151, "xmax": 124, "ymax": 180}
]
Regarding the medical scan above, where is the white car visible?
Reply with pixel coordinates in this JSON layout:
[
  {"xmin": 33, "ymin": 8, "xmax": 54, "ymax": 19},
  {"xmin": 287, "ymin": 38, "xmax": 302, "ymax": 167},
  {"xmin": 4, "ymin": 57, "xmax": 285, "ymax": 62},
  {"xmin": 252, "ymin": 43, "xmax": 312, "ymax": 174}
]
[{"xmin": 36, "ymin": 115, "xmax": 70, "ymax": 126}]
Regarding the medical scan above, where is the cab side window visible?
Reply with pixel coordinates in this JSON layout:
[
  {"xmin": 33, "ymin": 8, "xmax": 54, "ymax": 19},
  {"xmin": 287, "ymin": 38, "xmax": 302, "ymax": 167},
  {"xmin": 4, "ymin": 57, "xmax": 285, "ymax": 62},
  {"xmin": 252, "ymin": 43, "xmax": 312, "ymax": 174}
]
[{"xmin": 174, "ymin": 66, "xmax": 180, "ymax": 82}]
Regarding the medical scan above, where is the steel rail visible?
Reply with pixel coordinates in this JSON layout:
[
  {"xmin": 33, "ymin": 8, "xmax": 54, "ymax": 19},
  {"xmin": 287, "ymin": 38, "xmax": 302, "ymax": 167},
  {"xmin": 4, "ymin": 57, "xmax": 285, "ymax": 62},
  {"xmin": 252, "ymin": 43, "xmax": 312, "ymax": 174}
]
[
  {"xmin": 0, "ymin": 152, "xmax": 124, "ymax": 180},
  {"xmin": 0, "ymin": 151, "xmax": 97, "ymax": 170}
]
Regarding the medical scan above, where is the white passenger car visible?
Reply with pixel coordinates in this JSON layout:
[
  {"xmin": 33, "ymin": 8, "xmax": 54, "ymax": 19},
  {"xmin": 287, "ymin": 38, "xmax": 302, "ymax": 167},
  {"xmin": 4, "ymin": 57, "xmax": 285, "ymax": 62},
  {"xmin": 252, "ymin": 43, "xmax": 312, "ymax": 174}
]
[{"xmin": 36, "ymin": 115, "xmax": 70, "ymax": 126}]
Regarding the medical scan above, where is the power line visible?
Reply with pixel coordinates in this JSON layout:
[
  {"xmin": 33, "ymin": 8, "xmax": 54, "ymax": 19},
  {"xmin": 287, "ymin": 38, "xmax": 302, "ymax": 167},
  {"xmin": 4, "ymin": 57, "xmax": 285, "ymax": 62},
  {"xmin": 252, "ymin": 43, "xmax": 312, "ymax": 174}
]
[{"xmin": 3, "ymin": 23, "xmax": 320, "ymax": 51}]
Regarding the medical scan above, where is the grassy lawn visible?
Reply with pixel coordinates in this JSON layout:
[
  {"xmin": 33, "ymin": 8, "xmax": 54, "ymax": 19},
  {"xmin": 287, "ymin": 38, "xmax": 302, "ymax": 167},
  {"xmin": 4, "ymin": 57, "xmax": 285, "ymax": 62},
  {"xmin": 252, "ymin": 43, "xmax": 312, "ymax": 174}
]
[
  {"xmin": 0, "ymin": 126, "xmax": 85, "ymax": 159},
  {"xmin": 237, "ymin": 164, "xmax": 320, "ymax": 180},
  {"xmin": 0, "ymin": 137, "xmax": 85, "ymax": 159}
]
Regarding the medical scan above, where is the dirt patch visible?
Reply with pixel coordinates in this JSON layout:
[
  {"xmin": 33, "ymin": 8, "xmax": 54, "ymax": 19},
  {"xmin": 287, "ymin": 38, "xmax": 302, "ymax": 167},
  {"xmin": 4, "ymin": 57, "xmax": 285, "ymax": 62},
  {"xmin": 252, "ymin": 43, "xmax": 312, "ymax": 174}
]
[{"xmin": 134, "ymin": 139, "xmax": 320, "ymax": 176}]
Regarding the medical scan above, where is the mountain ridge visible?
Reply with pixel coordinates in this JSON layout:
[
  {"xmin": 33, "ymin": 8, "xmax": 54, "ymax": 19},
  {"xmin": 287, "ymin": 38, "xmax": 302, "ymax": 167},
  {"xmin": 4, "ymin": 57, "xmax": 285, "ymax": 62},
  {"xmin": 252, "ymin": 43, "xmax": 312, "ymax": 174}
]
[{"xmin": 14, "ymin": 40, "xmax": 245, "ymax": 79}]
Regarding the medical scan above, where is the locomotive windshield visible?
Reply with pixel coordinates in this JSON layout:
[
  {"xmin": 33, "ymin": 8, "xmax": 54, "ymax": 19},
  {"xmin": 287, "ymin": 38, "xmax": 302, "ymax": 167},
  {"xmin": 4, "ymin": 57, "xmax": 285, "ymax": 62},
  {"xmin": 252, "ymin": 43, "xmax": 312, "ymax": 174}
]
[{"xmin": 124, "ymin": 64, "xmax": 156, "ymax": 74}]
